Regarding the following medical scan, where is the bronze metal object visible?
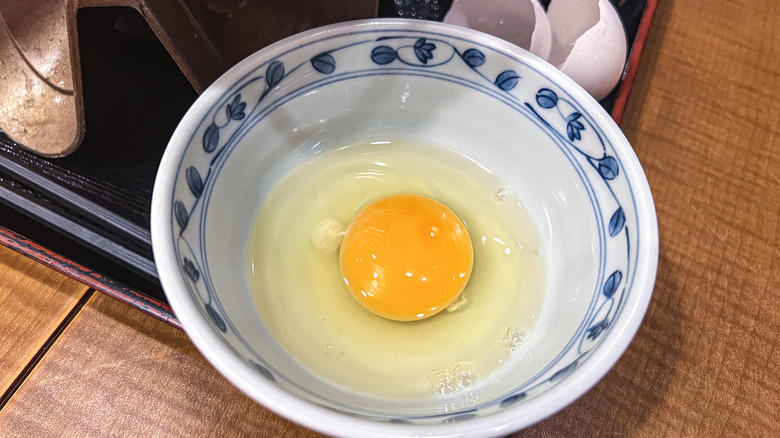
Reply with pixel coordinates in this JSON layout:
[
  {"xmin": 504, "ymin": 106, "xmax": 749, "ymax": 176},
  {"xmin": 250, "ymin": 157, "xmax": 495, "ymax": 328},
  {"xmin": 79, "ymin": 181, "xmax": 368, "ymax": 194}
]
[{"xmin": 0, "ymin": 0, "xmax": 378, "ymax": 157}]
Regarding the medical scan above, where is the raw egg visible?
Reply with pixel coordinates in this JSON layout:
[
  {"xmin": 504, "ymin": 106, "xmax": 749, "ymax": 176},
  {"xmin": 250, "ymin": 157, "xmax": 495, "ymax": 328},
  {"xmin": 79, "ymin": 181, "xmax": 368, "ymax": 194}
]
[
  {"xmin": 339, "ymin": 194, "xmax": 473, "ymax": 321},
  {"xmin": 247, "ymin": 139, "xmax": 545, "ymax": 398}
]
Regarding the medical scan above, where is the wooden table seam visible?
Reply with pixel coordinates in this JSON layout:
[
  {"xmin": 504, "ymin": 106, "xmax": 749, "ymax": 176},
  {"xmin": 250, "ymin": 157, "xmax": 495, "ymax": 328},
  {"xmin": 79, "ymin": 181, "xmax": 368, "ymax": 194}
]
[{"xmin": 0, "ymin": 288, "xmax": 95, "ymax": 410}]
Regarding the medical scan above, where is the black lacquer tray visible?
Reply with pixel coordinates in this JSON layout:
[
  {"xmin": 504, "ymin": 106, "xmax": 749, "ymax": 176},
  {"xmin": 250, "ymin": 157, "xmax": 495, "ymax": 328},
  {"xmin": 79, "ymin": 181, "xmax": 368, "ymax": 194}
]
[{"xmin": 0, "ymin": 0, "xmax": 656, "ymax": 325}]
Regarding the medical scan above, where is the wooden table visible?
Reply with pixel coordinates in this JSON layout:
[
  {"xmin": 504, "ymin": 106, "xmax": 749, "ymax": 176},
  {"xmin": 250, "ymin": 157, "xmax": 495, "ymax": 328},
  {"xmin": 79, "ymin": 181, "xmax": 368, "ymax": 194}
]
[{"xmin": 1, "ymin": 0, "xmax": 778, "ymax": 435}]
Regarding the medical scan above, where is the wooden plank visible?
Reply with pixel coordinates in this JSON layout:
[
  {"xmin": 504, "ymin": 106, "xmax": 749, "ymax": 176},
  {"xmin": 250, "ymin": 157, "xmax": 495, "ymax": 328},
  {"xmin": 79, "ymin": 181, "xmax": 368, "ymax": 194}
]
[
  {"xmin": 0, "ymin": 292, "xmax": 322, "ymax": 437},
  {"xmin": 0, "ymin": 244, "xmax": 89, "ymax": 397}
]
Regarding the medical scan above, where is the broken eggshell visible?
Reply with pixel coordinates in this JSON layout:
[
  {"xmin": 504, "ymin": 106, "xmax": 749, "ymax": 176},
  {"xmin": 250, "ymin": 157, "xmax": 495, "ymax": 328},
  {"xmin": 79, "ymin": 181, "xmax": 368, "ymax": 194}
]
[
  {"xmin": 444, "ymin": 0, "xmax": 628, "ymax": 102},
  {"xmin": 444, "ymin": 0, "xmax": 552, "ymax": 60},
  {"xmin": 547, "ymin": 0, "xmax": 628, "ymax": 101}
]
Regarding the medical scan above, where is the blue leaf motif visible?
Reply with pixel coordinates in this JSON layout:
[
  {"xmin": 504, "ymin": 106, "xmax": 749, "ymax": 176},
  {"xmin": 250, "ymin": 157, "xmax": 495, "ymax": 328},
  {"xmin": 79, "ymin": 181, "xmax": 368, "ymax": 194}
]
[
  {"xmin": 549, "ymin": 360, "xmax": 578, "ymax": 383},
  {"xmin": 185, "ymin": 166, "xmax": 204, "ymax": 198},
  {"xmin": 371, "ymin": 46, "xmax": 397, "ymax": 65},
  {"xmin": 603, "ymin": 270, "xmax": 623, "ymax": 298},
  {"xmin": 174, "ymin": 201, "xmax": 189, "ymax": 230},
  {"xmin": 226, "ymin": 95, "xmax": 246, "ymax": 120},
  {"xmin": 596, "ymin": 155, "xmax": 620, "ymax": 180},
  {"xmin": 443, "ymin": 413, "xmax": 477, "ymax": 424},
  {"xmin": 182, "ymin": 257, "xmax": 200, "ymax": 283},
  {"xmin": 495, "ymin": 70, "xmax": 520, "ymax": 91},
  {"xmin": 203, "ymin": 123, "xmax": 219, "ymax": 153},
  {"xmin": 462, "ymin": 48, "xmax": 486, "ymax": 67},
  {"xmin": 586, "ymin": 318, "xmax": 609, "ymax": 340},
  {"xmin": 500, "ymin": 392, "xmax": 527, "ymax": 407},
  {"xmin": 266, "ymin": 60, "xmax": 285, "ymax": 88},
  {"xmin": 311, "ymin": 52, "xmax": 336, "ymax": 74},
  {"xmin": 250, "ymin": 361, "xmax": 276, "ymax": 381},
  {"xmin": 535, "ymin": 88, "xmax": 558, "ymax": 108},
  {"xmin": 413, "ymin": 38, "xmax": 436, "ymax": 64},
  {"xmin": 608, "ymin": 207, "xmax": 626, "ymax": 237},
  {"xmin": 206, "ymin": 304, "xmax": 227, "ymax": 332}
]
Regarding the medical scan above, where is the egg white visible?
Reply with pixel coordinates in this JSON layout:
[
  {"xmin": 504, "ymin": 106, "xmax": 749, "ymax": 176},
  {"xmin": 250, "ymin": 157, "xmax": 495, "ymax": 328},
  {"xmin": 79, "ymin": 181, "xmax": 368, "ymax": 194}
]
[{"xmin": 247, "ymin": 139, "xmax": 546, "ymax": 399}]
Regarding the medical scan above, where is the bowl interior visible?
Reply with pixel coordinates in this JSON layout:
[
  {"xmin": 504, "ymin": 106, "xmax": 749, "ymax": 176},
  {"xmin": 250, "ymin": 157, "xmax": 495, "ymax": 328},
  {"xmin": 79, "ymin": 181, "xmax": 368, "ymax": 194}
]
[{"xmin": 155, "ymin": 19, "xmax": 656, "ymax": 431}]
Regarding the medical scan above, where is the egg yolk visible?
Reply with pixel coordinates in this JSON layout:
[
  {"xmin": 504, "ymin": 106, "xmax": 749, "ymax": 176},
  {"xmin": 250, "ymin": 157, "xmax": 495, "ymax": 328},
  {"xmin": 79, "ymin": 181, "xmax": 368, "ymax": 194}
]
[{"xmin": 339, "ymin": 194, "xmax": 473, "ymax": 321}]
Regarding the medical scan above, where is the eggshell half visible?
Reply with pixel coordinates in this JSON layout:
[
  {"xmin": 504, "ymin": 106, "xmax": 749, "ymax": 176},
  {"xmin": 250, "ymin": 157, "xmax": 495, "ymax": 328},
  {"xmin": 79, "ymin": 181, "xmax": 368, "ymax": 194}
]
[
  {"xmin": 444, "ymin": 0, "xmax": 552, "ymax": 60},
  {"xmin": 547, "ymin": 0, "xmax": 628, "ymax": 100}
]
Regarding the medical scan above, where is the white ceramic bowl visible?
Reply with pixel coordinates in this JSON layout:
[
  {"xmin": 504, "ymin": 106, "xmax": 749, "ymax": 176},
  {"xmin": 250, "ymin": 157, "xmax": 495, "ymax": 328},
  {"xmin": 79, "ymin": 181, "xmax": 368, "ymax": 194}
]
[{"xmin": 151, "ymin": 19, "xmax": 658, "ymax": 437}]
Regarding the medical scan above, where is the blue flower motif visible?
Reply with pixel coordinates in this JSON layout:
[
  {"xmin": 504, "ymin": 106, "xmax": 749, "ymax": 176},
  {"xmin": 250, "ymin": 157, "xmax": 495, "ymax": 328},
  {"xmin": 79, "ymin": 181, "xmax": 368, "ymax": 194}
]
[
  {"xmin": 586, "ymin": 318, "xmax": 609, "ymax": 340},
  {"xmin": 565, "ymin": 112, "xmax": 585, "ymax": 141},
  {"xmin": 535, "ymin": 88, "xmax": 558, "ymax": 108},
  {"xmin": 461, "ymin": 48, "xmax": 486, "ymax": 68},
  {"xmin": 226, "ymin": 94, "xmax": 246, "ymax": 120},
  {"xmin": 413, "ymin": 38, "xmax": 436, "ymax": 64},
  {"xmin": 371, "ymin": 46, "xmax": 397, "ymax": 65}
]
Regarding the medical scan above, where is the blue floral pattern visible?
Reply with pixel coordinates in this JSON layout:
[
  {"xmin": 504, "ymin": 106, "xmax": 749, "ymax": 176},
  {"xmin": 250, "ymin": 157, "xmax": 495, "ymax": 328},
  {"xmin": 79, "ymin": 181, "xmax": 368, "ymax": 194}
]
[{"xmin": 170, "ymin": 27, "xmax": 640, "ymax": 424}]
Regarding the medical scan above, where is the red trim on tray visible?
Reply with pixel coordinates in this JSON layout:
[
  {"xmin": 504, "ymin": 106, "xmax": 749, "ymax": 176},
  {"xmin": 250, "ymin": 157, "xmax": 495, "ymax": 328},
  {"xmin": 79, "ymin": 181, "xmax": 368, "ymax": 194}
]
[
  {"xmin": 611, "ymin": 0, "xmax": 658, "ymax": 125},
  {"xmin": 0, "ymin": 226, "xmax": 181, "ymax": 329}
]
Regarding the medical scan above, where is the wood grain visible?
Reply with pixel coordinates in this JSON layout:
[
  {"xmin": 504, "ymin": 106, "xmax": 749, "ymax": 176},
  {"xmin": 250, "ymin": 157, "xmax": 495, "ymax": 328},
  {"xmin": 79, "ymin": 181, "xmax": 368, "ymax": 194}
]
[
  {"xmin": 518, "ymin": 0, "xmax": 780, "ymax": 436},
  {"xmin": 0, "ymin": 244, "xmax": 89, "ymax": 397},
  {"xmin": 0, "ymin": 292, "xmax": 321, "ymax": 437}
]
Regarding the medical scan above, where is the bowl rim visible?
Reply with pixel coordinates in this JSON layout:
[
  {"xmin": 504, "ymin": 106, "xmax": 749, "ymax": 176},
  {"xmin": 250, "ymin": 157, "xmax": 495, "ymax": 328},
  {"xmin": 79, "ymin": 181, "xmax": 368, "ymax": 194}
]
[{"xmin": 151, "ymin": 18, "xmax": 659, "ymax": 437}]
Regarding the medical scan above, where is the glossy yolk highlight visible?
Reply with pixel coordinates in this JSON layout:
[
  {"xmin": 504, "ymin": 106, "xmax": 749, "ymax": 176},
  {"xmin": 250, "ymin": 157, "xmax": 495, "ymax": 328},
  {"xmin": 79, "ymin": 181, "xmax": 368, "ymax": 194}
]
[{"xmin": 339, "ymin": 194, "xmax": 473, "ymax": 321}]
